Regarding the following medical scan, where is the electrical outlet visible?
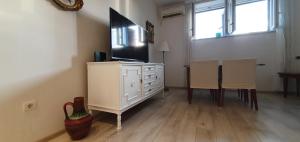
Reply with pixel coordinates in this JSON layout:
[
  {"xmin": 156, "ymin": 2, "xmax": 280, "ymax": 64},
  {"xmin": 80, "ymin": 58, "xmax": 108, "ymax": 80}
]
[{"xmin": 23, "ymin": 100, "xmax": 37, "ymax": 112}]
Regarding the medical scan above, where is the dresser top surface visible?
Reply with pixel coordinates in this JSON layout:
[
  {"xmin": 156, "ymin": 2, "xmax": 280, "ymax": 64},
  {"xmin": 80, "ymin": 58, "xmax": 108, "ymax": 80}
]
[{"xmin": 87, "ymin": 61, "xmax": 163, "ymax": 66}]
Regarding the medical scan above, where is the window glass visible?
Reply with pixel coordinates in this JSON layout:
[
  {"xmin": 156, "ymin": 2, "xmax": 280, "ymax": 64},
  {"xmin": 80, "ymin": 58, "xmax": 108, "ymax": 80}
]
[
  {"xmin": 195, "ymin": 9, "xmax": 225, "ymax": 39},
  {"xmin": 233, "ymin": 0, "xmax": 268, "ymax": 35},
  {"xmin": 193, "ymin": 0, "xmax": 272, "ymax": 39}
]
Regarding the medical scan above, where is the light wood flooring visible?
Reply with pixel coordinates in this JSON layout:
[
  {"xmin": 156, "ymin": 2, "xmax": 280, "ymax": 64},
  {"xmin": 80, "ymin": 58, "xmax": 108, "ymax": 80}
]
[{"xmin": 49, "ymin": 89, "xmax": 300, "ymax": 142}]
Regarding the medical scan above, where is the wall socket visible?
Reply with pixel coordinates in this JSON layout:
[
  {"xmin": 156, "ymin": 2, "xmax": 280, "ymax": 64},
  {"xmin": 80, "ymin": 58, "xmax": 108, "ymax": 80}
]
[{"xmin": 23, "ymin": 100, "xmax": 37, "ymax": 112}]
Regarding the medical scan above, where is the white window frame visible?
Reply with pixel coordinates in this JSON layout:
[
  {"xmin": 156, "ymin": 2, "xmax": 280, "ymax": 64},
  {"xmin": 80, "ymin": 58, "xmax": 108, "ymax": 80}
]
[{"xmin": 192, "ymin": 0, "xmax": 277, "ymax": 40}]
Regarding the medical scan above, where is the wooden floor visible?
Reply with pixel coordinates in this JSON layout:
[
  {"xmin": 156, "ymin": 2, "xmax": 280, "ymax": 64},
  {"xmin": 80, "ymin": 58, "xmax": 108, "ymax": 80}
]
[{"xmin": 49, "ymin": 89, "xmax": 300, "ymax": 142}]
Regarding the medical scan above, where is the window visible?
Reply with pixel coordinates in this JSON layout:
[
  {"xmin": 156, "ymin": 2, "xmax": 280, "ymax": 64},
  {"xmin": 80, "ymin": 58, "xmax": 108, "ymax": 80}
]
[
  {"xmin": 193, "ymin": 0, "xmax": 276, "ymax": 39},
  {"xmin": 234, "ymin": 0, "xmax": 269, "ymax": 34},
  {"xmin": 194, "ymin": 0, "xmax": 225, "ymax": 39},
  {"xmin": 195, "ymin": 8, "xmax": 224, "ymax": 39}
]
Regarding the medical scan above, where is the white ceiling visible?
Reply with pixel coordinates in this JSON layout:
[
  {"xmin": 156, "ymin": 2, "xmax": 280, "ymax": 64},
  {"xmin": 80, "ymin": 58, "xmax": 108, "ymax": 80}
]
[
  {"xmin": 155, "ymin": 0, "xmax": 189, "ymax": 6},
  {"xmin": 155, "ymin": 0, "xmax": 208, "ymax": 6}
]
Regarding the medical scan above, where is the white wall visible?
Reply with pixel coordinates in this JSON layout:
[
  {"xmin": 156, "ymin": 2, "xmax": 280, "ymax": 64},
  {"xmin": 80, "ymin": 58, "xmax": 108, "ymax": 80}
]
[
  {"xmin": 160, "ymin": 16, "xmax": 187, "ymax": 87},
  {"xmin": 0, "ymin": 0, "xmax": 160, "ymax": 141},
  {"xmin": 284, "ymin": 0, "xmax": 300, "ymax": 93},
  {"xmin": 290, "ymin": 0, "xmax": 300, "ymax": 72}
]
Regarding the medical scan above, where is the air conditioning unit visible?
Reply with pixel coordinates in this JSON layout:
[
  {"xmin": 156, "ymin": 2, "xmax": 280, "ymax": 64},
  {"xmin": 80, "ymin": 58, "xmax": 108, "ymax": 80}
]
[{"xmin": 161, "ymin": 5, "xmax": 185, "ymax": 19}]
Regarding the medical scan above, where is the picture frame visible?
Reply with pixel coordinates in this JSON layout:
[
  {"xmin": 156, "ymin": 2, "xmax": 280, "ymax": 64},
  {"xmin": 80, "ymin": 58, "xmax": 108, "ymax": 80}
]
[
  {"xmin": 52, "ymin": 0, "xmax": 84, "ymax": 11},
  {"xmin": 146, "ymin": 21, "xmax": 154, "ymax": 43}
]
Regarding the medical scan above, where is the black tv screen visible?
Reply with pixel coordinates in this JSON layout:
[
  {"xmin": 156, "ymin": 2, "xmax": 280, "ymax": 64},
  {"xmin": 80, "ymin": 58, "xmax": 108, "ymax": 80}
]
[{"xmin": 110, "ymin": 8, "xmax": 149, "ymax": 62}]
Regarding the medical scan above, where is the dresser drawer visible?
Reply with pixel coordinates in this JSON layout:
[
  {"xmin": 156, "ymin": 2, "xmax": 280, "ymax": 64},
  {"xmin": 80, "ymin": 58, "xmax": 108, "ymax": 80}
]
[
  {"xmin": 144, "ymin": 86, "xmax": 154, "ymax": 96},
  {"xmin": 143, "ymin": 66, "xmax": 155, "ymax": 72},
  {"xmin": 144, "ymin": 73, "xmax": 156, "ymax": 80},
  {"xmin": 144, "ymin": 81, "xmax": 155, "ymax": 87}
]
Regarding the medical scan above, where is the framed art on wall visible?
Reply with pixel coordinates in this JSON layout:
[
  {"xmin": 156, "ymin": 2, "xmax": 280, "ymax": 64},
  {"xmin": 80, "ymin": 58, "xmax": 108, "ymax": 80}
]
[
  {"xmin": 52, "ymin": 0, "xmax": 84, "ymax": 11},
  {"xmin": 146, "ymin": 21, "xmax": 154, "ymax": 43}
]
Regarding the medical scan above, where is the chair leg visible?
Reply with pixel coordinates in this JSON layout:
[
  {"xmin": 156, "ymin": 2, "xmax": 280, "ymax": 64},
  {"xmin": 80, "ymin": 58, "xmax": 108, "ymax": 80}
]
[
  {"xmin": 213, "ymin": 90, "xmax": 216, "ymax": 103},
  {"xmin": 210, "ymin": 89, "xmax": 214, "ymax": 102},
  {"xmin": 296, "ymin": 79, "xmax": 300, "ymax": 96},
  {"xmin": 214, "ymin": 89, "xmax": 219, "ymax": 103},
  {"xmin": 240, "ymin": 89, "xmax": 244, "ymax": 101},
  {"xmin": 250, "ymin": 92, "xmax": 254, "ymax": 109},
  {"xmin": 251, "ymin": 89, "xmax": 258, "ymax": 111},
  {"xmin": 222, "ymin": 89, "xmax": 225, "ymax": 106},
  {"xmin": 219, "ymin": 89, "xmax": 225, "ymax": 107},
  {"xmin": 213, "ymin": 90, "xmax": 217, "ymax": 103},
  {"xmin": 241, "ymin": 89, "xmax": 245, "ymax": 102},
  {"xmin": 241, "ymin": 89, "xmax": 248, "ymax": 104},
  {"xmin": 244, "ymin": 89, "xmax": 249, "ymax": 105},
  {"xmin": 215, "ymin": 89, "xmax": 220, "ymax": 105},
  {"xmin": 188, "ymin": 88, "xmax": 193, "ymax": 104},
  {"xmin": 254, "ymin": 90, "xmax": 258, "ymax": 111}
]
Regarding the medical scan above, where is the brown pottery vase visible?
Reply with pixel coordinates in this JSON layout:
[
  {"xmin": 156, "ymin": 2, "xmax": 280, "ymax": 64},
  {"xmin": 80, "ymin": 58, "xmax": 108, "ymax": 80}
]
[{"xmin": 64, "ymin": 97, "xmax": 93, "ymax": 140}]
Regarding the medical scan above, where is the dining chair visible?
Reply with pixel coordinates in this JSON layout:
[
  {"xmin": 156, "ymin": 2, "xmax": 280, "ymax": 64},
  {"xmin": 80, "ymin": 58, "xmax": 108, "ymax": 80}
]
[
  {"xmin": 221, "ymin": 59, "xmax": 258, "ymax": 110},
  {"xmin": 189, "ymin": 60, "xmax": 219, "ymax": 104}
]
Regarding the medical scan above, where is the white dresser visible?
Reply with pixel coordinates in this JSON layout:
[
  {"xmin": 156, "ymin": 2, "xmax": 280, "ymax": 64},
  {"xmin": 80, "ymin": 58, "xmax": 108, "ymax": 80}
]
[{"xmin": 87, "ymin": 61, "xmax": 164, "ymax": 129}]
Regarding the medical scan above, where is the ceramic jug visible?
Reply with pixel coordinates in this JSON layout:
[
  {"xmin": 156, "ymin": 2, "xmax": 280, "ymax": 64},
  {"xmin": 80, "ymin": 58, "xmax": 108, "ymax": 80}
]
[{"xmin": 64, "ymin": 97, "xmax": 93, "ymax": 140}]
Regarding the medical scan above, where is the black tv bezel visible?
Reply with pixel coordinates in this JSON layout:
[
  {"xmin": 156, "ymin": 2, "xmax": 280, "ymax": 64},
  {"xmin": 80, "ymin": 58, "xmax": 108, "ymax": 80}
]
[{"xmin": 109, "ymin": 8, "xmax": 149, "ymax": 63}]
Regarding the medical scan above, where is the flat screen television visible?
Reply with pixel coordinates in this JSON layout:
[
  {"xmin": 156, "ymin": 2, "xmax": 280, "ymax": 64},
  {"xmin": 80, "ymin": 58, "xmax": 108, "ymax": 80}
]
[{"xmin": 110, "ymin": 8, "xmax": 149, "ymax": 62}]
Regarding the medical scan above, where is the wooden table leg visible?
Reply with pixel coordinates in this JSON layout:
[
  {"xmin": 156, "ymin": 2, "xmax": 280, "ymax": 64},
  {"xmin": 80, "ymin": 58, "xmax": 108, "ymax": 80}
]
[
  {"xmin": 297, "ymin": 79, "xmax": 300, "ymax": 97},
  {"xmin": 250, "ymin": 89, "xmax": 258, "ymax": 111},
  {"xmin": 283, "ymin": 77, "xmax": 288, "ymax": 98},
  {"xmin": 188, "ymin": 88, "xmax": 193, "ymax": 104},
  {"xmin": 187, "ymin": 67, "xmax": 192, "ymax": 104}
]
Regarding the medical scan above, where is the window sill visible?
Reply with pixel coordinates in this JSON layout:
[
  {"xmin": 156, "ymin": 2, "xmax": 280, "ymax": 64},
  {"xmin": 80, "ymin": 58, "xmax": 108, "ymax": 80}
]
[{"xmin": 191, "ymin": 30, "xmax": 276, "ymax": 41}]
